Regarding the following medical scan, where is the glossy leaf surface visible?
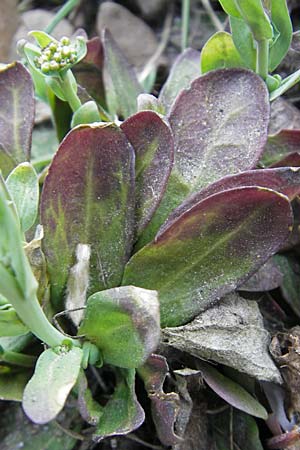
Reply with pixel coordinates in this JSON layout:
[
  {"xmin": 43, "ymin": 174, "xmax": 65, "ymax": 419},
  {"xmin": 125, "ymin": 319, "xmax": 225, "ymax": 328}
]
[
  {"xmin": 159, "ymin": 48, "xmax": 200, "ymax": 111},
  {"xmin": 102, "ymin": 29, "xmax": 143, "ymax": 119},
  {"xmin": 163, "ymin": 293, "xmax": 282, "ymax": 382},
  {"xmin": 6, "ymin": 163, "xmax": 39, "ymax": 232},
  {"xmin": 93, "ymin": 368, "xmax": 145, "ymax": 441},
  {"xmin": 124, "ymin": 187, "xmax": 292, "ymax": 327},
  {"xmin": 161, "ymin": 167, "xmax": 300, "ymax": 231},
  {"xmin": 201, "ymin": 32, "xmax": 246, "ymax": 73},
  {"xmin": 41, "ymin": 124, "xmax": 135, "ymax": 308},
  {"xmin": 0, "ymin": 63, "xmax": 34, "ymax": 174},
  {"xmin": 78, "ymin": 286, "xmax": 160, "ymax": 368},
  {"xmin": 121, "ymin": 111, "xmax": 174, "ymax": 234},
  {"xmin": 23, "ymin": 346, "xmax": 83, "ymax": 424}
]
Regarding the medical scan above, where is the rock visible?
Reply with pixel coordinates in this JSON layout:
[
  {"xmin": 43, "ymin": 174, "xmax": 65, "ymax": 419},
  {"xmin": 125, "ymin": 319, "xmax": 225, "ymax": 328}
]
[
  {"xmin": 97, "ymin": 2, "xmax": 158, "ymax": 70},
  {"xmin": 10, "ymin": 9, "xmax": 74, "ymax": 60},
  {"xmin": 0, "ymin": 0, "xmax": 19, "ymax": 62},
  {"xmin": 135, "ymin": 0, "xmax": 169, "ymax": 20}
]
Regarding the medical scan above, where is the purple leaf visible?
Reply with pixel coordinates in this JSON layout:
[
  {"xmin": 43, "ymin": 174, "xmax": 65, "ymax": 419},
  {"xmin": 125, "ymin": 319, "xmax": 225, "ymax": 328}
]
[
  {"xmin": 0, "ymin": 62, "xmax": 34, "ymax": 175},
  {"xmin": 121, "ymin": 111, "xmax": 174, "ymax": 234},
  {"xmin": 159, "ymin": 48, "xmax": 201, "ymax": 111},
  {"xmin": 168, "ymin": 68, "xmax": 269, "ymax": 192},
  {"xmin": 262, "ymin": 129, "xmax": 300, "ymax": 167},
  {"xmin": 270, "ymin": 152, "xmax": 300, "ymax": 168},
  {"xmin": 138, "ymin": 354, "xmax": 182, "ymax": 446},
  {"xmin": 160, "ymin": 167, "xmax": 300, "ymax": 233},
  {"xmin": 41, "ymin": 124, "xmax": 135, "ymax": 308},
  {"xmin": 73, "ymin": 37, "xmax": 106, "ymax": 107},
  {"xmin": 239, "ymin": 258, "xmax": 283, "ymax": 292},
  {"xmin": 123, "ymin": 187, "xmax": 292, "ymax": 327}
]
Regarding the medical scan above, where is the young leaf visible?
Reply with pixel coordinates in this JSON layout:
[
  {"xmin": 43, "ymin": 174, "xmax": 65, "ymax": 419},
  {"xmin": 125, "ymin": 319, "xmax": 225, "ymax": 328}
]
[
  {"xmin": 6, "ymin": 163, "xmax": 39, "ymax": 232},
  {"xmin": 102, "ymin": 29, "xmax": 143, "ymax": 119},
  {"xmin": 121, "ymin": 111, "xmax": 174, "ymax": 234},
  {"xmin": 269, "ymin": 0, "xmax": 293, "ymax": 72},
  {"xmin": 230, "ymin": 16, "xmax": 256, "ymax": 70},
  {"xmin": 201, "ymin": 32, "xmax": 246, "ymax": 73},
  {"xmin": 78, "ymin": 286, "xmax": 160, "ymax": 368},
  {"xmin": 93, "ymin": 368, "xmax": 145, "ymax": 441},
  {"xmin": 41, "ymin": 124, "xmax": 135, "ymax": 309},
  {"xmin": 196, "ymin": 361, "xmax": 268, "ymax": 419},
  {"xmin": 163, "ymin": 293, "xmax": 282, "ymax": 382},
  {"xmin": 138, "ymin": 68, "xmax": 270, "ymax": 247},
  {"xmin": 235, "ymin": 0, "xmax": 273, "ymax": 41},
  {"xmin": 159, "ymin": 48, "xmax": 201, "ymax": 111},
  {"xmin": 123, "ymin": 187, "xmax": 292, "ymax": 327},
  {"xmin": 23, "ymin": 346, "xmax": 83, "ymax": 424},
  {"xmin": 218, "ymin": 0, "xmax": 241, "ymax": 18},
  {"xmin": 0, "ymin": 62, "xmax": 34, "ymax": 174}
]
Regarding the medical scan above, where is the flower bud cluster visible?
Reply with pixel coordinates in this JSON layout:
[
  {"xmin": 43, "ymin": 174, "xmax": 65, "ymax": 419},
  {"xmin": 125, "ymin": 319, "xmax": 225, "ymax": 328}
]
[{"xmin": 35, "ymin": 36, "xmax": 78, "ymax": 74}]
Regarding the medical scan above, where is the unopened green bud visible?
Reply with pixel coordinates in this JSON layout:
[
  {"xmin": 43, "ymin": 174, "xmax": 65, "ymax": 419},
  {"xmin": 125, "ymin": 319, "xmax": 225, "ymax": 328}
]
[
  {"xmin": 60, "ymin": 36, "xmax": 70, "ymax": 46},
  {"xmin": 41, "ymin": 62, "xmax": 50, "ymax": 73},
  {"xmin": 49, "ymin": 42, "xmax": 57, "ymax": 52}
]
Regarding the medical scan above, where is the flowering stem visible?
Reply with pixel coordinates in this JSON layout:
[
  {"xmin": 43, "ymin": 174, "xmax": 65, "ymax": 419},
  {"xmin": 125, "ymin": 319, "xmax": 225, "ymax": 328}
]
[
  {"xmin": 45, "ymin": 0, "xmax": 80, "ymax": 34},
  {"xmin": 256, "ymin": 39, "xmax": 269, "ymax": 80}
]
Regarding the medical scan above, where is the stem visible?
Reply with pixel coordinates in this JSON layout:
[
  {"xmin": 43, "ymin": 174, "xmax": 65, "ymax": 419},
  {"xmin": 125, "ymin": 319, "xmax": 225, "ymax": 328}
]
[
  {"xmin": 256, "ymin": 39, "xmax": 269, "ymax": 80},
  {"xmin": 181, "ymin": 0, "xmax": 190, "ymax": 52},
  {"xmin": 269, "ymin": 68, "xmax": 300, "ymax": 101},
  {"xmin": 60, "ymin": 71, "xmax": 82, "ymax": 113},
  {"xmin": 45, "ymin": 0, "xmax": 80, "ymax": 34},
  {"xmin": 12, "ymin": 292, "xmax": 79, "ymax": 348}
]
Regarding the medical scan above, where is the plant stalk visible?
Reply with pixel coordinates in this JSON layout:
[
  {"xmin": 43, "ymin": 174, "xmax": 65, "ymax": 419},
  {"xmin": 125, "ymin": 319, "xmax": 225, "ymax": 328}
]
[
  {"xmin": 0, "ymin": 350, "xmax": 36, "ymax": 368},
  {"xmin": 45, "ymin": 0, "xmax": 80, "ymax": 34},
  {"xmin": 181, "ymin": 0, "xmax": 190, "ymax": 52},
  {"xmin": 256, "ymin": 39, "xmax": 269, "ymax": 80}
]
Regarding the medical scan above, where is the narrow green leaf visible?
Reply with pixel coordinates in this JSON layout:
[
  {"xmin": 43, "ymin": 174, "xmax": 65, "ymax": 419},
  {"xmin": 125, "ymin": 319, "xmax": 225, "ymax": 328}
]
[
  {"xmin": 78, "ymin": 286, "xmax": 160, "ymax": 368},
  {"xmin": 0, "ymin": 62, "xmax": 34, "ymax": 172},
  {"xmin": 201, "ymin": 32, "xmax": 246, "ymax": 73},
  {"xmin": 159, "ymin": 48, "xmax": 200, "ymax": 111},
  {"xmin": 93, "ymin": 368, "xmax": 145, "ymax": 441},
  {"xmin": 124, "ymin": 187, "xmax": 292, "ymax": 327},
  {"xmin": 269, "ymin": 0, "xmax": 293, "ymax": 71},
  {"xmin": 41, "ymin": 124, "xmax": 135, "ymax": 309},
  {"xmin": 0, "ymin": 370, "xmax": 31, "ymax": 401},
  {"xmin": 6, "ymin": 163, "xmax": 39, "ymax": 232},
  {"xmin": 235, "ymin": 0, "xmax": 273, "ymax": 41},
  {"xmin": 218, "ymin": 0, "xmax": 241, "ymax": 18},
  {"xmin": 102, "ymin": 29, "xmax": 143, "ymax": 119},
  {"xmin": 230, "ymin": 16, "xmax": 256, "ymax": 70},
  {"xmin": 0, "ymin": 308, "xmax": 28, "ymax": 337},
  {"xmin": 23, "ymin": 346, "xmax": 83, "ymax": 424}
]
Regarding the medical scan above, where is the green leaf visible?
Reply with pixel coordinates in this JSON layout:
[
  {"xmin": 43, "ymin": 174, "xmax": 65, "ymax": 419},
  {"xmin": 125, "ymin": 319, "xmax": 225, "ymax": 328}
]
[
  {"xmin": 102, "ymin": 29, "xmax": 143, "ymax": 119},
  {"xmin": 29, "ymin": 30, "xmax": 56, "ymax": 48},
  {"xmin": 121, "ymin": 111, "xmax": 174, "ymax": 235},
  {"xmin": 269, "ymin": 0, "xmax": 293, "ymax": 71},
  {"xmin": 201, "ymin": 32, "xmax": 246, "ymax": 73},
  {"xmin": 23, "ymin": 346, "xmax": 83, "ymax": 424},
  {"xmin": 41, "ymin": 124, "xmax": 135, "ymax": 309},
  {"xmin": 159, "ymin": 48, "xmax": 200, "ymax": 111},
  {"xmin": 71, "ymin": 100, "xmax": 101, "ymax": 127},
  {"xmin": 0, "ymin": 308, "xmax": 28, "ymax": 337},
  {"xmin": 230, "ymin": 16, "xmax": 256, "ymax": 70},
  {"xmin": 218, "ymin": 0, "xmax": 241, "ymax": 17},
  {"xmin": 6, "ymin": 163, "xmax": 39, "ymax": 232},
  {"xmin": 0, "ymin": 62, "xmax": 34, "ymax": 173},
  {"xmin": 137, "ymin": 68, "xmax": 270, "ymax": 247},
  {"xmin": 77, "ymin": 370, "xmax": 103, "ymax": 425},
  {"xmin": 235, "ymin": 0, "xmax": 273, "ymax": 41},
  {"xmin": 211, "ymin": 409, "xmax": 264, "ymax": 450},
  {"xmin": 93, "ymin": 368, "xmax": 145, "ymax": 441},
  {"xmin": 123, "ymin": 187, "xmax": 292, "ymax": 327},
  {"xmin": 0, "ymin": 370, "xmax": 31, "ymax": 401},
  {"xmin": 78, "ymin": 286, "xmax": 160, "ymax": 368}
]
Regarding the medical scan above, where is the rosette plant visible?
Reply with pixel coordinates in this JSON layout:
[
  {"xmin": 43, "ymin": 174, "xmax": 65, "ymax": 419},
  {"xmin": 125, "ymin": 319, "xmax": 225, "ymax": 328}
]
[{"xmin": 1, "ymin": 0, "xmax": 300, "ymax": 447}]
